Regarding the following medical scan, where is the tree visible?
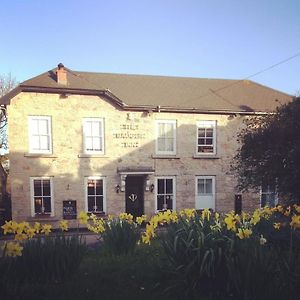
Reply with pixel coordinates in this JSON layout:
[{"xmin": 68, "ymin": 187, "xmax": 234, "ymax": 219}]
[
  {"xmin": 0, "ymin": 73, "xmax": 17, "ymax": 150},
  {"xmin": 232, "ymin": 97, "xmax": 300, "ymax": 204}
]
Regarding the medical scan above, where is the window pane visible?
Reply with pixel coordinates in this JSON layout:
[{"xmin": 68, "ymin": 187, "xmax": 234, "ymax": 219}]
[
  {"xmin": 92, "ymin": 121, "xmax": 100, "ymax": 136},
  {"xmin": 198, "ymin": 179, "xmax": 205, "ymax": 194},
  {"xmin": 157, "ymin": 195, "xmax": 164, "ymax": 210},
  {"xmin": 40, "ymin": 136, "xmax": 49, "ymax": 150},
  {"xmin": 95, "ymin": 196, "xmax": 103, "ymax": 211},
  {"xmin": 39, "ymin": 119, "xmax": 48, "ymax": 134},
  {"xmin": 206, "ymin": 128, "xmax": 213, "ymax": 137},
  {"xmin": 88, "ymin": 196, "xmax": 95, "ymax": 211},
  {"xmin": 84, "ymin": 121, "xmax": 92, "ymax": 136},
  {"xmin": 93, "ymin": 137, "xmax": 102, "ymax": 151},
  {"xmin": 95, "ymin": 179, "xmax": 103, "ymax": 195},
  {"xmin": 34, "ymin": 180, "xmax": 42, "ymax": 196},
  {"xmin": 34, "ymin": 197, "xmax": 42, "ymax": 213},
  {"xmin": 157, "ymin": 138, "xmax": 165, "ymax": 151},
  {"xmin": 199, "ymin": 138, "xmax": 205, "ymax": 145},
  {"xmin": 166, "ymin": 179, "xmax": 173, "ymax": 194},
  {"xmin": 31, "ymin": 136, "xmax": 40, "ymax": 150},
  {"xmin": 87, "ymin": 180, "xmax": 95, "ymax": 195},
  {"xmin": 85, "ymin": 137, "xmax": 93, "ymax": 150},
  {"xmin": 206, "ymin": 138, "xmax": 213, "ymax": 145},
  {"xmin": 43, "ymin": 180, "xmax": 51, "ymax": 196},
  {"xmin": 31, "ymin": 119, "xmax": 39, "ymax": 134},
  {"xmin": 157, "ymin": 179, "xmax": 165, "ymax": 194},
  {"xmin": 198, "ymin": 128, "xmax": 205, "ymax": 137},
  {"xmin": 205, "ymin": 179, "xmax": 212, "ymax": 194},
  {"xmin": 166, "ymin": 195, "xmax": 173, "ymax": 209},
  {"xmin": 43, "ymin": 197, "xmax": 51, "ymax": 213},
  {"xmin": 165, "ymin": 138, "xmax": 174, "ymax": 151},
  {"xmin": 164, "ymin": 124, "xmax": 174, "ymax": 137}
]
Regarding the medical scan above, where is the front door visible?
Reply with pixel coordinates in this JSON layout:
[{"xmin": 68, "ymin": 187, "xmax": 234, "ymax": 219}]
[{"xmin": 125, "ymin": 176, "xmax": 144, "ymax": 217}]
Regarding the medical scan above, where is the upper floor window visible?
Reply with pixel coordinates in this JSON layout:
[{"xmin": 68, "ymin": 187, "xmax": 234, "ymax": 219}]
[
  {"xmin": 30, "ymin": 177, "xmax": 54, "ymax": 216},
  {"xmin": 196, "ymin": 121, "xmax": 216, "ymax": 155},
  {"xmin": 156, "ymin": 120, "xmax": 176, "ymax": 155},
  {"xmin": 261, "ymin": 184, "xmax": 278, "ymax": 207},
  {"xmin": 28, "ymin": 116, "xmax": 52, "ymax": 154},
  {"xmin": 83, "ymin": 118, "xmax": 104, "ymax": 154},
  {"xmin": 85, "ymin": 177, "xmax": 106, "ymax": 213},
  {"xmin": 155, "ymin": 176, "xmax": 176, "ymax": 211}
]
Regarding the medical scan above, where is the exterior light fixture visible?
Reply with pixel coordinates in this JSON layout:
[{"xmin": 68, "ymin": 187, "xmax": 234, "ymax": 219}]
[
  {"xmin": 150, "ymin": 184, "xmax": 155, "ymax": 193},
  {"xmin": 115, "ymin": 184, "xmax": 121, "ymax": 193}
]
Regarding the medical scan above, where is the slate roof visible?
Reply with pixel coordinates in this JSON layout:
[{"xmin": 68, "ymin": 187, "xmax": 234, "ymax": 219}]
[{"xmin": 0, "ymin": 65, "xmax": 293, "ymax": 113}]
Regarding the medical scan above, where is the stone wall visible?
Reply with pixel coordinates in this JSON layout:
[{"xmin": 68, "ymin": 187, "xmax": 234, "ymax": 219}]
[{"xmin": 8, "ymin": 92, "xmax": 260, "ymax": 224}]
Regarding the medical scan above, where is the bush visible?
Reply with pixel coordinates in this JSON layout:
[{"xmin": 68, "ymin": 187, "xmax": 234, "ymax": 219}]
[
  {"xmin": 101, "ymin": 215, "xmax": 141, "ymax": 256},
  {"xmin": 1, "ymin": 233, "xmax": 87, "ymax": 287}
]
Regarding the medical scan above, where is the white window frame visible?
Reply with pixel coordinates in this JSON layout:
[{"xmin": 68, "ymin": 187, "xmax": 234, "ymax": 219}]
[
  {"xmin": 196, "ymin": 120, "xmax": 217, "ymax": 155},
  {"xmin": 83, "ymin": 118, "xmax": 105, "ymax": 154},
  {"xmin": 28, "ymin": 116, "xmax": 52, "ymax": 154},
  {"xmin": 260, "ymin": 184, "xmax": 278, "ymax": 208},
  {"xmin": 155, "ymin": 120, "xmax": 177, "ymax": 155},
  {"xmin": 155, "ymin": 176, "xmax": 176, "ymax": 212},
  {"xmin": 84, "ymin": 176, "xmax": 106, "ymax": 213},
  {"xmin": 30, "ymin": 177, "xmax": 54, "ymax": 217},
  {"xmin": 195, "ymin": 176, "xmax": 215, "ymax": 210}
]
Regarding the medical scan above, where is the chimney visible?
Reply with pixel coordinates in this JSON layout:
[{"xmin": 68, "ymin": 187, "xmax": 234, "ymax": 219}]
[{"xmin": 56, "ymin": 63, "xmax": 67, "ymax": 85}]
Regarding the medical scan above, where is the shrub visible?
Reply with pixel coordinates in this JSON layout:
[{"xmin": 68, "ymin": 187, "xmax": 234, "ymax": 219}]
[{"xmin": 1, "ymin": 233, "xmax": 87, "ymax": 287}]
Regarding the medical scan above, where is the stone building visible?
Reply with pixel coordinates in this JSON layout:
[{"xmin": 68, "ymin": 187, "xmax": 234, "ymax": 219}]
[{"xmin": 0, "ymin": 64, "xmax": 292, "ymax": 225}]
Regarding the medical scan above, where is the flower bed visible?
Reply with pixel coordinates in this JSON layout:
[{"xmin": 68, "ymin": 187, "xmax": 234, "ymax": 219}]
[{"xmin": 1, "ymin": 205, "xmax": 300, "ymax": 299}]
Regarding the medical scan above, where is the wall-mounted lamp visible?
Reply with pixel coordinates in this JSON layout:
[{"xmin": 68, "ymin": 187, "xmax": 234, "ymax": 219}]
[
  {"xmin": 150, "ymin": 184, "xmax": 155, "ymax": 193},
  {"xmin": 115, "ymin": 184, "xmax": 121, "ymax": 193}
]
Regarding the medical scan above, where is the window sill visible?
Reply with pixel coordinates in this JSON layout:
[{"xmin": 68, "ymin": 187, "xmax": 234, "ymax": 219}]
[
  {"xmin": 27, "ymin": 215, "xmax": 59, "ymax": 222},
  {"xmin": 24, "ymin": 153, "xmax": 57, "ymax": 158},
  {"xmin": 193, "ymin": 154, "xmax": 220, "ymax": 159},
  {"xmin": 78, "ymin": 154, "xmax": 109, "ymax": 158},
  {"xmin": 152, "ymin": 155, "xmax": 180, "ymax": 159}
]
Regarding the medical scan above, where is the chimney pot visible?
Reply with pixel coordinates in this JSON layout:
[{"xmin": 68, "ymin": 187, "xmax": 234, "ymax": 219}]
[{"xmin": 56, "ymin": 63, "xmax": 67, "ymax": 85}]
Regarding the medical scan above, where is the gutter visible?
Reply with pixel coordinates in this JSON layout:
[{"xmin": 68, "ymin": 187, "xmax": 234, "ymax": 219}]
[{"xmin": 0, "ymin": 85, "xmax": 273, "ymax": 116}]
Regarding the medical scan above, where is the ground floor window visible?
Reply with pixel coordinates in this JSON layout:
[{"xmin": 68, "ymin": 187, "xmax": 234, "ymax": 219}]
[
  {"xmin": 30, "ymin": 177, "xmax": 53, "ymax": 216},
  {"xmin": 261, "ymin": 184, "xmax": 278, "ymax": 207},
  {"xmin": 85, "ymin": 177, "xmax": 106, "ymax": 213},
  {"xmin": 195, "ymin": 176, "xmax": 215, "ymax": 210},
  {"xmin": 155, "ymin": 176, "xmax": 176, "ymax": 211}
]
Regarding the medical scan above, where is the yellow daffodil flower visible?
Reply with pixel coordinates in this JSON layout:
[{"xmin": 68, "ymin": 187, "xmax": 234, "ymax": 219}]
[
  {"xmin": 236, "ymin": 228, "xmax": 252, "ymax": 239},
  {"xmin": 59, "ymin": 220, "xmax": 69, "ymax": 231},
  {"xmin": 2, "ymin": 242, "xmax": 23, "ymax": 257},
  {"xmin": 78, "ymin": 211, "xmax": 89, "ymax": 224},
  {"xmin": 41, "ymin": 224, "xmax": 52, "ymax": 235},
  {"xmin": 273, "ymin": 222, "xmax": 281, "ymax": 230},
  {"xmin": 290, "ymin": 214, "xmax": 300, "ymax": 229}
]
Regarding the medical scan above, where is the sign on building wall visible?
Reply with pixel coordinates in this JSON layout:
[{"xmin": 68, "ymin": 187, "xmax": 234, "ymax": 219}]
[{"xmin": 63, "ymin": 200, "xmax": 77, "ymax": 219}]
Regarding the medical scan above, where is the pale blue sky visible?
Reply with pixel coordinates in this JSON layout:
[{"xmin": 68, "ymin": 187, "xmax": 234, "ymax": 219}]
[{"xmin": 0, "ymin": 0, "xmax": 299, "ymax": 95}]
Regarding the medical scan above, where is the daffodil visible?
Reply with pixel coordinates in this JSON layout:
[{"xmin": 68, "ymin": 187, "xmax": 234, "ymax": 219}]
[
  {"xmin": 78, "ymin": 211, "xmax": 89, "ymax": 224},
  {"xmin": 25, "ymin": 227, "xmax": 36, "ymax": 239},
  {"xmin": 201, "ymin": 208, "xmax": 211, "ymax": 221},
  {"xmin": 33, "ymin": 222, "xmax": 41, "ymax": 233},
  {"xmin": 41, "ymin": 224, "xmax": 52, "ymax": 235},
  {"xmin": 14, "ymin": 232, "xmax": 28, "ymax": 241},
  {"xmin": 59, "ymin": 220, "xmax": 69, "ymax": 231},
  {"xmin": 273, "ymin": 222, "xmax": 281, "ymax": 230},
  {"xmin": 136, "ymin": 215, "xmax": 147, "ymax": 225},
  {"xmin": 2, "ymin": 242, "xmax": 23, "ymax": 257},
  {"xmin": 236, "ymin": 228, "xmax": 252, "ymax": 239},
  {"xmin": 224, "ymin": 213, "xmax": 237, "ymax": 231},
  {"xmin": 290, "ymin": 214, "xmax": 300, "ymax": 229}
]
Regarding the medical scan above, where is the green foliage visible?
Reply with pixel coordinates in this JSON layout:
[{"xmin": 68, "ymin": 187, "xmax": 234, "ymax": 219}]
[
  {"xmin": 232, "ymin": 97, "xmax": 300, "ymax": 203},
  {"xmin": 101, "ymin": 218, "xmax": 141, "ymax": 256},
  {"xmin": 159, "ymin": 215, "xmax": 229, "ymax": 299},
  {"xmin": 1, "ymin": 233, "xmax": 87, "ymax": 287}
]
